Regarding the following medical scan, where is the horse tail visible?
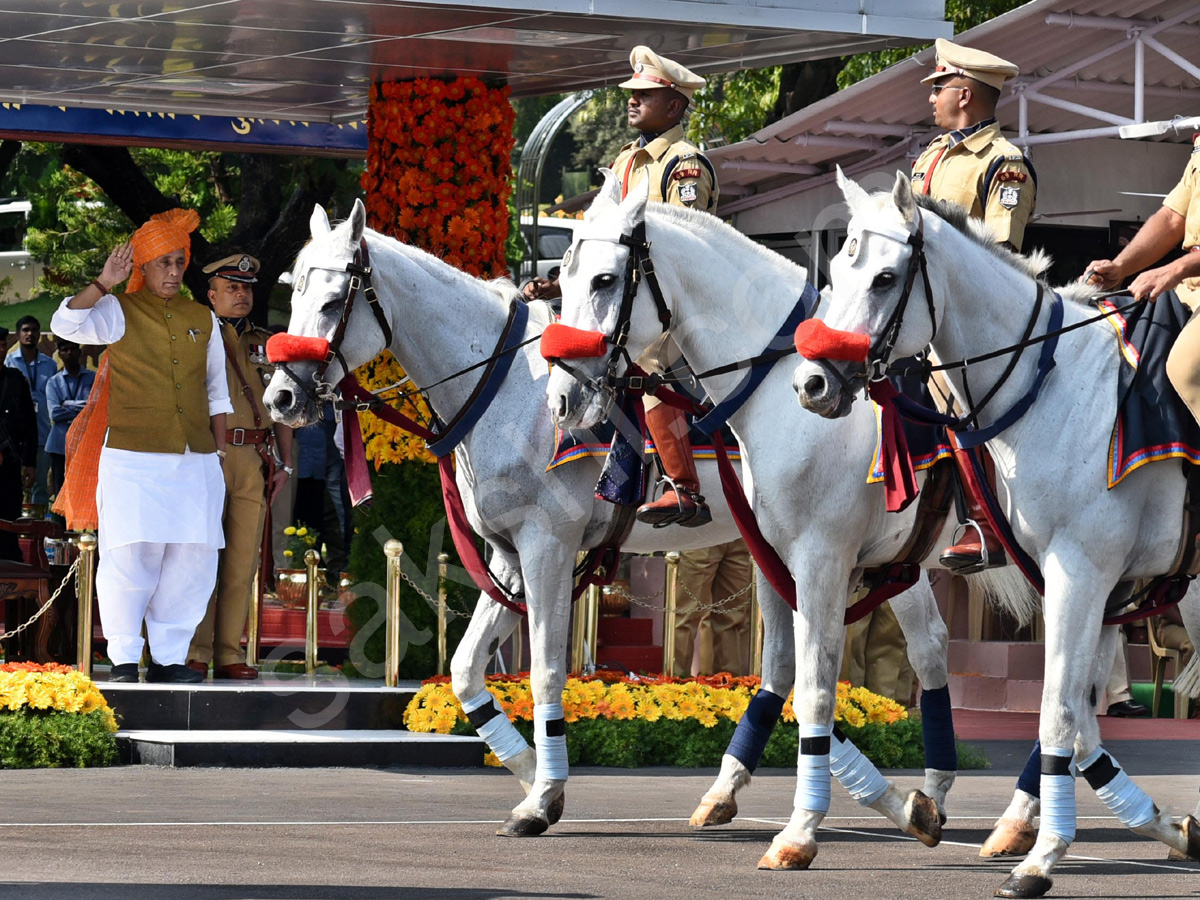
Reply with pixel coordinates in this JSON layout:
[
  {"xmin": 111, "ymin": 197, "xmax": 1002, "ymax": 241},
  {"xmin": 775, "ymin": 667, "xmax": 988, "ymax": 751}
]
[
  {"xmin": 963, "ymin": 567, "xmax": 1041, "ymax": 627},
  {"xmin": 1174, "ymin": 652, "xmax": 1200, "ymax": 700}
]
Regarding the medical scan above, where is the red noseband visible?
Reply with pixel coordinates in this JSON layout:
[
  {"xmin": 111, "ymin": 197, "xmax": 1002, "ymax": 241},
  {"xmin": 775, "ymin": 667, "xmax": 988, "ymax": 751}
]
[
  {"xmin": 540, "ymin": 323, "xmax": 608, "ymax": 360},
  {"xmin": 794, "ymin": 319, "xmax": 870, "ymax": 363},
  {"xmin": 267, "ymin": 333, "xmax": 331, "ymax": 364}
]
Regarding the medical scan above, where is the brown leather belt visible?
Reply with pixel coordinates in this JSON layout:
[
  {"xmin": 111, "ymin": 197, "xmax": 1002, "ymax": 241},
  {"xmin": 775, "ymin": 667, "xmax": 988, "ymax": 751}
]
[{"xmin": 227, "ymin": 427, "xmax": 270, "ymax": 446}]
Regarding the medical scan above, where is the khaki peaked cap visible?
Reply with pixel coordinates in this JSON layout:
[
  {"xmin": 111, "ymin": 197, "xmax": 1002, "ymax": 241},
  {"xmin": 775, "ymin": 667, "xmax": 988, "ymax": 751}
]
[
  {"xmin": 921, "ymin": 38, "xmax": 1020, "ymax": 92},
  {"xmin": 619, "ymin": 46, "xmax": 705, "ymax": 101}
]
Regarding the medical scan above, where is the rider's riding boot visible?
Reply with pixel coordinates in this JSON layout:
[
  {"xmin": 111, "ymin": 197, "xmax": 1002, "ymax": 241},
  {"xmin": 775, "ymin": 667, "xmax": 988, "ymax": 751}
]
[
  {"xmin": 637, "ymin": 403, "xmax": 712, "ymax": 528},
  {"xmin": 940, "ymin": 442, "xmax": 1007, "ymax": 574}
]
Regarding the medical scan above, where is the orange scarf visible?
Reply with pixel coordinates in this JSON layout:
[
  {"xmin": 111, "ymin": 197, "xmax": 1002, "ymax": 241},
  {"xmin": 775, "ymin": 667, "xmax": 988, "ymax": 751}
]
[{"xmin": 53, "ymin": 357, "xmax": 109, "ymax": 531}]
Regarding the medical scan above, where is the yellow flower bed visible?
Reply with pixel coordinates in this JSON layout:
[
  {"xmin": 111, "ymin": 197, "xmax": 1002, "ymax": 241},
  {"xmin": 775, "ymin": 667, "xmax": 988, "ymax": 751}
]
[
  {"xmin": 0, "ymin": 663, "xmax": 118, "ymax": 732},
  {"xmin": 405, "ymin": 675, "xmax": 909, "ymax": 767}
]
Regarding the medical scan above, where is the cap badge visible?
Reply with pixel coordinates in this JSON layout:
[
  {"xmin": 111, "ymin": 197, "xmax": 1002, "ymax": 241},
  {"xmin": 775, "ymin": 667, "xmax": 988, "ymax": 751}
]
[{"xmin": 237, "ymin": 256, "xmax": 252, "ymax": 272}]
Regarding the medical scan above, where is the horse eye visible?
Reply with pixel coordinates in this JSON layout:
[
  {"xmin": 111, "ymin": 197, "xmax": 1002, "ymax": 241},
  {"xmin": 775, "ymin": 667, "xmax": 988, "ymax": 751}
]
[
  {"xmin": 591, "ymin": 273, "xmax": 618, "ymax": 292},
  {"xmin": 320, "ymin": 298, "xmax": 341, "ymax": 315},
  {"xmin": 871, "ymin": 271, "xmax": 897, "ymax": 290}
]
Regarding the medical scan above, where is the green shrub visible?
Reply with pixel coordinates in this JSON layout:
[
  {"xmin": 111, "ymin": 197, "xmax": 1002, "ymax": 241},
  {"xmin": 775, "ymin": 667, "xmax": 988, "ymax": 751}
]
[{"xmin": 0, "ymin": 709, "xmax": 117, "ymax": 768}]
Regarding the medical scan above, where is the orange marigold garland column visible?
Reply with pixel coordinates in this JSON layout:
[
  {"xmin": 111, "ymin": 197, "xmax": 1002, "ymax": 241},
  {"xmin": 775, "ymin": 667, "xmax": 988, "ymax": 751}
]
[{"xmin": 355, "ymin": 76, "xmax": 517, "ymax": 468}]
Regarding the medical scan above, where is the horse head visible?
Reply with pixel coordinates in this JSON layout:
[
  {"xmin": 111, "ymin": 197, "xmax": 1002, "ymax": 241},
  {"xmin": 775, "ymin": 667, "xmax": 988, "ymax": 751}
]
[
  {"xmin": 794, "ymin": 168, "xmax": 932, "ymax": 419},
  {"xmin": 546, "ymin": 175, "xmax": 663, "ymax": 430},
  {"xmin": 264, "ymin": 198, "xmax": 390, "ymax": 426}
]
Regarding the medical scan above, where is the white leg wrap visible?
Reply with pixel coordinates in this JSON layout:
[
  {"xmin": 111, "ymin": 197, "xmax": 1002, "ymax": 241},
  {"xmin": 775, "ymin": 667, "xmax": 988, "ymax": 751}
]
[
  {"xmin": 1077, "ymin": 747, "xmax": 1156, "ymax": 829},
  {"xmin": 1040, "ymin": 746, "xmax": 1077, "ymax": 844},
  {"xmin": 534, "ymin": 702, "xmax": 568, "ymax": 781},
  {"xmin": 830, "ymin": 729, "xmax": 888, "ymax": 806},
  {"xmin": 461, "ymin": 690, "xmax": 528, "ymax": 762},
  {"xmin": 795, "ymin": 724, "xmax": 832, "ymax": 815}
]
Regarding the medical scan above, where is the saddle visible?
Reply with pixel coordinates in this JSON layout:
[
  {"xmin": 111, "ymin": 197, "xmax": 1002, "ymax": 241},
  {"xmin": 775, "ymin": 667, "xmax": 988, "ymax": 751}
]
[{"xmin": 1103, "ymin": 291, "xmax": 1200, "ymax": 580}]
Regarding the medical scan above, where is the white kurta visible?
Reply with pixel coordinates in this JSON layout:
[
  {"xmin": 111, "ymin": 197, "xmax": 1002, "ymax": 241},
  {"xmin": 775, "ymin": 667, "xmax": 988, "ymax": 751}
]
[{"xmin": 52, "ymin": 293, "xmax": 234, "ymax": 552}]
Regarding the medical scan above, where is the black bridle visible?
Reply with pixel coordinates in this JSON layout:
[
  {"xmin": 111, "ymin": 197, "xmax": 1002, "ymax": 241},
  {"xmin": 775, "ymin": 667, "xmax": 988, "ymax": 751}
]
[
  {"xmin": 866, "ymin": 211, "xmax": 937, "ymax": 380},
  {"xmin": 551, "ymin": 220, "xmax": 672, "ymax": 397},
  {"xmin": 275, "ymin": 238, "xmax": 393, "ymax": 407}
]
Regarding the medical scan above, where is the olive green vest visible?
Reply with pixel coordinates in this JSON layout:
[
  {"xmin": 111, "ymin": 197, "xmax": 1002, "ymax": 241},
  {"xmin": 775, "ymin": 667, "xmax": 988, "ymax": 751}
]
[{"xmin": 106, "ymin": 289, "xmax": 216, "ymax": 454}]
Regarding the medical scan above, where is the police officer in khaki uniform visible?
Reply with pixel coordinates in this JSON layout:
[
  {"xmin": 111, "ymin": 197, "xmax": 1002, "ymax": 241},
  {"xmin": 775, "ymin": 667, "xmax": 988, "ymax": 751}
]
[
  {"xmin": 915, "ymin": 39, "xmax": 1037, "ymax": 574},
  {"xmin": 1086, "ymin": 132, "xmax": 1200, "ymax": 423},
  {"xmin": 914, "ymin": 38, "xmax": 1036, "ymax": 252},
  {"xmin": 527, "ymin": 47, "xmax": 718, "ymax": 525},
  {"xmin": 187, "ymin": 254, "xmax": 294, "ymax": 680}
]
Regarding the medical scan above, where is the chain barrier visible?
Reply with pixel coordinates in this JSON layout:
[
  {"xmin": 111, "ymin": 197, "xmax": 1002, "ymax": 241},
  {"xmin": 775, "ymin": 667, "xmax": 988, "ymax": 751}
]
[
  {"xmin": 608, "ymin": 579, "xmax": 752, "ymax": 615},
  {"xmin": 397, "ymin": 565, "xmax": 475, "ymax": 620},
  {"xmin": 0, "ymin": 556, "xmax": 82, "ymax": 642}
]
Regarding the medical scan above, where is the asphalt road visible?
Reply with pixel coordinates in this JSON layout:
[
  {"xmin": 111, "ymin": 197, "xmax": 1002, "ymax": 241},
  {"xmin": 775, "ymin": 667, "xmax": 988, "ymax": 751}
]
[{"xmin": 0, "ymin": 743, "xmax": 1197, "ymax": 900}]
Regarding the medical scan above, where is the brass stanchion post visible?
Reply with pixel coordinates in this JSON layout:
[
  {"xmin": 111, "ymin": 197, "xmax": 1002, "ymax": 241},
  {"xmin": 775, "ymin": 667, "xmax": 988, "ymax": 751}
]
[
  {"xmin": 437, "ymin": 551, "xmax": 449, "ymax": 676},
  {"xmin": 384, "ymin": 540, "xmax": 404, "ymax": 688},
  {"xmin": 662, "ymin": 551, "xmax": 680, "ymax": 676},
  {"xmin": 76, "ymin": 533, "xmax": 96, "ymax": 676},
  {"xmin": 749, "ymin": 564, "xmax": 763, "ymax": 678},
  {"xmin": 304, "ymin": 549, "xmax": 320, "ymax": 674},
  {"xmin": 570, "ymin": 552, "xmax": 586, "ymax": 673},
  {"xmin": 246, "ymin": 569, "xmax": 261, "ymax": 668},
  {"xmin": 584, "ymin": 584, "xmax": 600, "ymax": 673}
]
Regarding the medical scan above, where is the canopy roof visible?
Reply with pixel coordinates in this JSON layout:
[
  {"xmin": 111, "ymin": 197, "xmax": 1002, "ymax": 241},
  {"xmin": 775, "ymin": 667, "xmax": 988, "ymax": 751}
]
[
  {"xmin": 711, "ymin": 0, "xmax": 1200, "ymax": 215},
  {"xmin": 0, "ymin": 0, "xmax": 951, "ymax": 126}
]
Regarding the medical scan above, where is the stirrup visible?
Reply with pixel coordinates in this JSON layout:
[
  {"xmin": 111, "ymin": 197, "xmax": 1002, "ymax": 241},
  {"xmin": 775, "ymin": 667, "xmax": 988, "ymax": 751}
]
[{"xmin": 940, "ymin": 519, "xmax": 996, "ymax": 574}]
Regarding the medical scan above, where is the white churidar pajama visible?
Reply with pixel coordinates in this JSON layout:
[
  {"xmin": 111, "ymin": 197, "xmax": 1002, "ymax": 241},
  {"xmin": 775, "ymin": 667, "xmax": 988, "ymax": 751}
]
[{"xmin": 52, "ymin": 294, "xmax": 233, "ymax": 666}]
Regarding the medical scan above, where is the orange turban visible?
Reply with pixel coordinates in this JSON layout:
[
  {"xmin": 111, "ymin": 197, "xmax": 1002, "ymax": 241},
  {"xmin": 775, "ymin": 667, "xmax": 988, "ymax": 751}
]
[{"xmin": 127, "ymin": 208, "xmax": 201, "ymax": 293}]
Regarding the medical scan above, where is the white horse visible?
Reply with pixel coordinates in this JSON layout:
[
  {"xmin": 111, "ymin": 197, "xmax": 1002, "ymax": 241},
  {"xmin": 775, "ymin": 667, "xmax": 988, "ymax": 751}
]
[
  {"xmin": 262, "ymin": 199, "xmax": 957, "ymax": 842},
  {"xmin": 545, "ymin": 175, "xmax": 1017, "ymax": 868},
  {"xmin": 793, "ymin": 169, "xmax": 1200, "ymax": 898}
]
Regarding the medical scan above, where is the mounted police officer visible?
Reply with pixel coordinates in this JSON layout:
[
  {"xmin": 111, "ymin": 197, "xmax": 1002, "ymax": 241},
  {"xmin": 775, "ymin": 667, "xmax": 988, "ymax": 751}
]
[
  {"xmin": 1084, "ymin": 129, "xmax": 1200, "ymax": 422},
  {"xmin": 527, "ymin": 47, "xmax": 718, "ymax": 525},
  {"xmin": 915, "ymin": 39, "xmax": 1037, "ymax": 573}
]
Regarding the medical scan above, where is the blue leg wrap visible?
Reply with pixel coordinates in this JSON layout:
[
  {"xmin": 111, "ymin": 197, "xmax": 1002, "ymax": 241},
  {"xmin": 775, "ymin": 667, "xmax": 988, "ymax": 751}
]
[
  {"xmin": 1016, "ymin": 740, "xmax": 1042, "ymax": 798},
  {"xmin": 727, "ymin": 688, "xmax": 785, "ymax": 773},
  {"xmin": 919, "ymin": 685, "xmax": 957, "ymax": 771}
]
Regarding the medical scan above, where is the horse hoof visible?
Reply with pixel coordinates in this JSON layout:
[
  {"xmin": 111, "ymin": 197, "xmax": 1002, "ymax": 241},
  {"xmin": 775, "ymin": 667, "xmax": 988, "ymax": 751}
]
[
  {"xmin": 980, "ymin": 819, "xmax": 1037, "ymax": 858},
  {"xmin": 994, "ymin": 873, "xmax": 1052, "ymax": 899},
  {"xmin": 690, "ymin": 795, "xmax": 737, "ymax": 827},
  {"xmin": 1184, "ymin": 814, "xmax": 1200, "ymax": 861},
  {"xmin": 496, "ymin": 813, "xmax": 549, "ymax": 837},
  {"xmin": 1168, "ymin": 848, "xmax": 1187, "ymax": 861},
  {"xmin": 905, "ymin": 790, "xmax": 942, "ymax": 848},
  {"xmin": 757, "ymin": 837, "xmax": 817, "ymax": 870},
  {"xmin": 547, "ymin": 792, "xmax": 565, "ymax": 827}
]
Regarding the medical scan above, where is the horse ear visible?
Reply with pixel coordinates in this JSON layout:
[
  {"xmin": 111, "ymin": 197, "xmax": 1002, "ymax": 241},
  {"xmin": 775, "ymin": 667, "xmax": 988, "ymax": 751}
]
[
  {"xmin": 310, "ymin": 205, "xmax": 331, "ymax": 237},
  {"xmin": 348, "ymin": 198, "xmax": 367, "ymax": 243},
  {"xmin": 619, "ymin": 177, "xmax": 650, "ymax": 229},
  {"xmin": 837, "ymin": 166, "xmax": 872, "ymax": 217},
  {"xmin": 892, "ymin": 170, "xmax": 917, "ymax": 226},
  {"xmin": 595, "ymin": 168, "xmax": 621, "ymax": 207}
]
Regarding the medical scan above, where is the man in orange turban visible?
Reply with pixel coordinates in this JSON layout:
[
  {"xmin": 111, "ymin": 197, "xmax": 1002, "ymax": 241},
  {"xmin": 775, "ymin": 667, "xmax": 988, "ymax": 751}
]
[{"xmin": 52, "ymin": 209, "xmax": 233, "ymax": 684}]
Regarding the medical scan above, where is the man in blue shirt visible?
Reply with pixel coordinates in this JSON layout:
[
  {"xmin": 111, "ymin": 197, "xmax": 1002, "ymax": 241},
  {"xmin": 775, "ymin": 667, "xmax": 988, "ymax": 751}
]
[
  {"xmin": 44, "ymin": 336, "xmax": 95, "ymax": 505},
  {"xmin": 5, "ymin": 315, "xmax": 56, "ymax": 506}
]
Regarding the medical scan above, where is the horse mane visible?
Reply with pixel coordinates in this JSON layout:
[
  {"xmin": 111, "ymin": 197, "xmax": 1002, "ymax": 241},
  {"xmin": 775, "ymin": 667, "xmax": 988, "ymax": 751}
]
[
  {"xmin": 646, "ymin": 202, "xmax": 811, "ymax": 283},
  {"xmin": 912, "ymin": 194, "xmax": 1051, "ymax": 281}
]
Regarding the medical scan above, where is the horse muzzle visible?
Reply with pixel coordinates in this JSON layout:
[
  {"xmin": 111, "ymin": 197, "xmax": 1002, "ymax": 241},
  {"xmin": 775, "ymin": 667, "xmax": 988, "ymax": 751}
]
[
  {"xmin": 547, "ymin": 365, "xmax": 611, "ymax": 430},
  {"xmin": 792, "ymin": 359, "xmax": 858, "ymax": 419}
]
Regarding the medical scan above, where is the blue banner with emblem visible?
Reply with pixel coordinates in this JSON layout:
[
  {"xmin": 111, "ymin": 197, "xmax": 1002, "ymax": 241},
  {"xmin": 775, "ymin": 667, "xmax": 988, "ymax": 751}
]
[{"xmin": 0, "ymin": 102, "xmax": 366, "ymax": 158}]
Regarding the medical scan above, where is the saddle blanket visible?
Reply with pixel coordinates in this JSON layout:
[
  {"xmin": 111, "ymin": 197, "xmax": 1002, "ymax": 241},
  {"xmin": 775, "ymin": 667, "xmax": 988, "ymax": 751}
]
[
  {"xmin": 868, "ymin": 372, "xmax": 953, "ymax": 485},
  {"xmin": 1103, "ymin": 291, "xmax": 1200, "ymax": 488},
  {"xmin": 549, "ymin": 399, "xmax": 740, "ymax": 506}
]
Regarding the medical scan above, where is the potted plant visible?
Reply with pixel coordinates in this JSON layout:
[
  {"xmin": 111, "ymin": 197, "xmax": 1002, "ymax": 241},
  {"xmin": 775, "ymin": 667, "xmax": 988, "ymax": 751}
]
[{"xmin": 275, "ymin": 525, "xmax": 325, "ymax": 609}]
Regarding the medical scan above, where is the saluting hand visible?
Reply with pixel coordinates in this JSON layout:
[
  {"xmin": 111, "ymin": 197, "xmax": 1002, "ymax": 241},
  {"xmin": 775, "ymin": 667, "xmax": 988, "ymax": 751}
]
[{"xmin": 100, "ymin": 242, "xmax": 134, "ymax": 291}]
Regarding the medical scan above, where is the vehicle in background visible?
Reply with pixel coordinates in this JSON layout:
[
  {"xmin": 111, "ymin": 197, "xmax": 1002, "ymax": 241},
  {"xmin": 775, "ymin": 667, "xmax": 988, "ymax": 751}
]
[
  {"xmin": 0, "ymin": 200, "xmax": 43, "ymax": 304},
  {"xmin": 518, "ymin": 216, "xmax": 583, "ymax": 281}
]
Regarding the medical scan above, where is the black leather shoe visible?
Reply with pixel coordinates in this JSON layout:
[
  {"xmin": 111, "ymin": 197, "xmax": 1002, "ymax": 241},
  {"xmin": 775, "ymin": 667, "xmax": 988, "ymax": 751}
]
[
  {"xmin": 108, "ymin": 663, "xmax": 139, "ymax": 683},
  {"xmin": 145, "ymin": 663, "xmax": 205, "ymax": 684},
  {"xmin": 1106, "ymin": 699, "xmax": 1149, "ymax": 718}
]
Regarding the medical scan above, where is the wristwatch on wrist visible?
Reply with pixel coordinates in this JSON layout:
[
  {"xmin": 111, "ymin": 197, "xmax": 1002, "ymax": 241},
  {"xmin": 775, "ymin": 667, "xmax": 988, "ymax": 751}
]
[
  {"xmin": 282, "ymin": 465, "xmax": 294, "ymax": 475},
  {"xmin": 216, "ymin": 449, "xmax": 227, "ymax": 459}
]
